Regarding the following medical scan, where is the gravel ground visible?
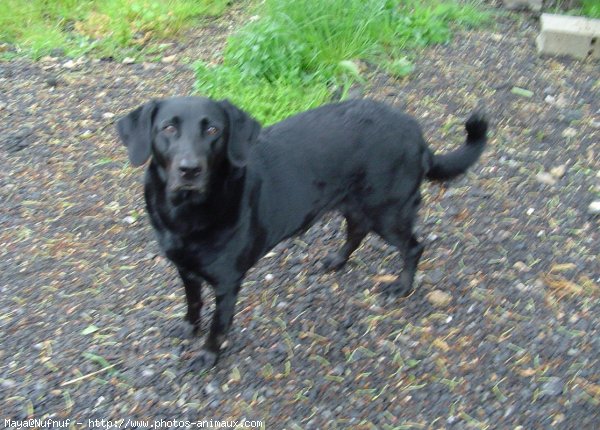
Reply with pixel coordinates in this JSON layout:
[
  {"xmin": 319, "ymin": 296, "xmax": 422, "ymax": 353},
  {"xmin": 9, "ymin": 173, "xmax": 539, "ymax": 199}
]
[{"xmin": 1, "ymin": 7, "xmax": 599, "ymax": 430}]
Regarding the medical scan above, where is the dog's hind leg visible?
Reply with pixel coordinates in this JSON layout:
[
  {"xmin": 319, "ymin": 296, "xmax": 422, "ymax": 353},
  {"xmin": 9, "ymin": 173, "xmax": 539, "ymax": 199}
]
[
  {"xmin": 322, "ymin": 212, "xmax": 369, "ymax": 271},
  {"xmin": 394, "ymin": 233, "xmax": 424, "ymax": 296},
  {"xmin": 373, "ymin": 198, "xmax": 424, "ymax": 296}
]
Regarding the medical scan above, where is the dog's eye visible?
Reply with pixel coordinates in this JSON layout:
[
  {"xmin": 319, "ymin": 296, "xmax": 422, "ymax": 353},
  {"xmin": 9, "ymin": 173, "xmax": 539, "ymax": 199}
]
[
  {"xmin": 163, "ymin": 125, "xmax": 177, "ymax": 134},
  {"xmin": 206, "ymin": 126, "xmax": 219, "ymax": 136}
]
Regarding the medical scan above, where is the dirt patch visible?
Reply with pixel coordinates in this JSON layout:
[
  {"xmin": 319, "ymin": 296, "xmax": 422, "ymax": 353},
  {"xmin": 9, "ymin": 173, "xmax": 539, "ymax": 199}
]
[{"xmin": 1, "ymin": 7, "xmax": 598, "ymax": 429}]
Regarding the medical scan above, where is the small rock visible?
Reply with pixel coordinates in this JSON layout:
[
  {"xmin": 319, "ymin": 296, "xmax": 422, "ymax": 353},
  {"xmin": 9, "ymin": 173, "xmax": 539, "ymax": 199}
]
[
  {"xmin": 515, "ymin": 282, "xmax": 532, "ymax": 292},
  {"xmin": 426, "ymin": 290, "xmax": 452, "ymax": 307},
  {"xmin": 544, "ymin": 95, "xmax": 556, "ymax": 104},
  {"xmin": 123, "ymin": 216, "xmax": 136, "ymax": 224},
  {"xmin": 503, "ymin": 0, "xmax": 541, "ymax": 11},
  {"xmin": 0, "ymin": 101, "xmax": 6, "ymax": 110},
  {"xmin": 535, "ymin": 172, "xmax": 556, "ymax": 186},
  {"xmin": 102, "ymin": 112, "xmax": 115, "ymax": 119},
  {"xmin": 540, "ymin": 377, "xmax": 564, "ymax": 397},
  {"xmin": 513, "ymin": 261, "xmax": 531, "ymax": 272},
  {"xmin": 424, "ymin": 268, "xmax": 444, "ymax": 284},
  {"xmin": 503, "ymin": 405, "xmax": 515, "ymax": 418},
  {"xmin": 264, "ymin": 273, "xmax": 274, "ymax": 283},
  {"xmin": 447, "ymin": 415, "xmax": 459, "ymax": 425},
  {"xmin": 554, "ymin": 94, "xmax": 569, "ymax": 108},
  {"xmin": 122, "ymin": 57, "xmax": 135, "ymax": 64},
  {"xmin": 549, "ymin": 165, "xmax": 566, "ymax": 179},
  {"xmin": 1, "ymin": 379, "xmax": 16, "ymax": 389},
  {"xmin": 141, "ymin": 369, "xmax": 155, "ymax": 378},
  {"xmin": 526, "ymin": 207, "xmax": 535, "ymax": 216},
  {"xmin": 63, "ymin": 60, "xmax": 76, "ymax": 69},
  {"xmin": 562, "ymin": 128, "xmax": 577, "ymax": 138},
  {"xmin": 561, "ymin": 109, "xmax": 582, "ymax": 123},
  {"xmin": 46, "ymin": 76, "xmax": 59, "ymax": 87},
  {"xmin": 50, "ymin": 48, "xmax": 65, "ymax": 57},
  {"xmin": 543, "ymin": 86, "xmax": 555, "ymax": 96},
  {"xmin": 588, "ymin": 201, "xmax": 600, "ymax": 216},
  {"xmin": 80, "ymin": 130, "xmax": 93, "ymax": 139},
  {"xmin": 331, "ymin": 365, "xmax": 345, "ymax": 376},
  {"xmin": 204, "ymin": 381, "xmax": 219, "ymax": 396},
  {"xmin": 591, "ymin": 120, "xmax": 600, "ymax": 129},
  {"xmin": 162, "ymin": 55, "xmax": 177, "ymax": 63}
]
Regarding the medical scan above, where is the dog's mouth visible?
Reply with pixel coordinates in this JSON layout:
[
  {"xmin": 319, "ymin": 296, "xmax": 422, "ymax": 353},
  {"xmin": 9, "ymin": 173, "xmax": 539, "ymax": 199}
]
[{"xmin": 168, "ymin": 184, "xmax": 207, "ymax": 205}]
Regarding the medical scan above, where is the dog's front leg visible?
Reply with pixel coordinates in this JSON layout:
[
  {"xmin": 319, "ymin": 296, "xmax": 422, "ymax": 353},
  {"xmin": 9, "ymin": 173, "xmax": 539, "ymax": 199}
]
[
  {"xmin": 177, "ymin": 268, "xmax": 203, "ymax": 336},
  {"xmin": 190, "ymin": 283, "xmax": 240, "ymax": 370}
]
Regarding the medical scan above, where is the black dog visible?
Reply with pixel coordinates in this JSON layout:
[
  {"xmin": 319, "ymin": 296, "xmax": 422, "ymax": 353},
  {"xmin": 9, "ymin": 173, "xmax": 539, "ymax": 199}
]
[{"xmin": 117, "ymin": 97, "xmax": 487, "ymax": 369}]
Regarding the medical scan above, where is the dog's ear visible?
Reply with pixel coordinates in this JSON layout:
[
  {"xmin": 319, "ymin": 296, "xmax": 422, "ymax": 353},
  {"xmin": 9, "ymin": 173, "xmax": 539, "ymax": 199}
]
[
  {"xmin": 116, "ymin": 101, "xmax": 159, "ymax": 166},
  {"xmin": 219, "ymin": 99, "xmax": 260, "ymax": 168}
]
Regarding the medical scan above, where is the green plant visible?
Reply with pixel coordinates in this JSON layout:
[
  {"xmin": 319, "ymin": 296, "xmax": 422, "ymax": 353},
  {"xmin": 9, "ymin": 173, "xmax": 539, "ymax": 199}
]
[
  {"xmin": 195, "ymin": 62, "xmax": 331, "ymax": 125},
  {"xmin": 195, "ymin": 0, "xmax": 489, "ymax": 124},
  {"xmin": 581, "ymin": 0, "xmax": 600, "ymax": 18}
]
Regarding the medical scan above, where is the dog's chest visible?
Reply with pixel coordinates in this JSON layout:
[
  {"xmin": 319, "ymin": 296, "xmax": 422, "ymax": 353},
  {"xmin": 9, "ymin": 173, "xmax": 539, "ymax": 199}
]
[{"xmin": 156, "ymin": 226, "xmax": 241, "ymax": 283}]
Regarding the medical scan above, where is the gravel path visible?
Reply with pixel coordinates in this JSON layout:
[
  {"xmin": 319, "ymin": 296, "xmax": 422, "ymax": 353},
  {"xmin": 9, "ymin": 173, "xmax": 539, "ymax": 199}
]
[{"xmin": 1, "ymin": 8, "xmax": 598, "ymax": 430}]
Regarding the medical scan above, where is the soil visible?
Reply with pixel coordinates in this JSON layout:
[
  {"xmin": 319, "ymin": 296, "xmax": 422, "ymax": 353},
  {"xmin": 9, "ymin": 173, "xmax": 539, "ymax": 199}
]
[{"xmin": 1, "ymin": 5, "xmax": 599, "ymax": 429}]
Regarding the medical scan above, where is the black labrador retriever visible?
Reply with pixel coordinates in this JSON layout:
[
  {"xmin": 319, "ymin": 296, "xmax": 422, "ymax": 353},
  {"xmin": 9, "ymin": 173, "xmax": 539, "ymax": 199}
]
[{"xmin": 117, "ymin": 97, "xmax": 487, "ymax": 369}]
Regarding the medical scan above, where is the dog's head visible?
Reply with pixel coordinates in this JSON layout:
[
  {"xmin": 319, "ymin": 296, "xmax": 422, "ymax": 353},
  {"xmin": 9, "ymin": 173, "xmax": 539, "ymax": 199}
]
[{"xmin": 117, "ymin": 96, "xmax": 260, "ymax": 204}]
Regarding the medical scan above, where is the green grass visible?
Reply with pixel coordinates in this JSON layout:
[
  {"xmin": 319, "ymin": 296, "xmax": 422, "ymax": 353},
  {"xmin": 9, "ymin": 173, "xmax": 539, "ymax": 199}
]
[
  {"xmin": 581, "ymin": 0, "xmax": 600, "ymax": 18},
  {"xmin": 195, "ymin": 0, "xmax": 489, "ymax": 125},
  {"xmin": 0, "ymin": 0, "xmax": 229, "ymax": 59}
]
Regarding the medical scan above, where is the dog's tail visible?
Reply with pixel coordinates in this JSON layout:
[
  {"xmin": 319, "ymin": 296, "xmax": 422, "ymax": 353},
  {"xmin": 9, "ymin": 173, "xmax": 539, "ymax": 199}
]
[{"xmin": 425, "ymin": 112, "xmax": 487, "ymax": 181}]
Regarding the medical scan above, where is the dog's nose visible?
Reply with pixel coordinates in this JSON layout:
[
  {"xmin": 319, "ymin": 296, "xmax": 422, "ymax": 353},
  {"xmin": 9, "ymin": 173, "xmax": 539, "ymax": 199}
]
[{"xmin": 178, "ymin": 159, "xmax": 202, "ymax": 178}]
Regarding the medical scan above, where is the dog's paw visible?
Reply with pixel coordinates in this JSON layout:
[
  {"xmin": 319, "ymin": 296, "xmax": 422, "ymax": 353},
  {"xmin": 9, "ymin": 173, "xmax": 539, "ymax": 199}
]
[
  {"xmin": 169, "ymin": 320, "xmax": 200, "ymax": 339},
  {"xmin": 189, "ymin": 349, "xmax": 218, "ymax": 372},
  {"xmin": 384, "ymin": 281, "xmax": 414, "ymax": 298},
  {"xmin": 321, "ymin": 252, "xmax": 348, "ymax": 272}
]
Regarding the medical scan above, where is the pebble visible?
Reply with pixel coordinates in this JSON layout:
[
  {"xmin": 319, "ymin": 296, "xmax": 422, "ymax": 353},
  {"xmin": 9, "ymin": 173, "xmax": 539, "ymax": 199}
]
[
  {"xmin": 162, "ymin": 55, "xmax": 177, "ymax": 63},
  {"xmin": 561, "ymin": 109, "xmax": 582, "ymax": 123},
  {"xmin": 123, "ymin": 216, "xmax": 136, "ymax": 224},
  {"xmin": 122, "ymin": 57, "xmax": 135, "ymax": 64},
  {"xmin": 102, "ymin": 112, "xmax": 115, "ymax": 119},
  {"xmin": 1, "ymin": 379, "xmax": 16, "ymax": 389},
  {"xmin": 46, "ymin": 76, "xmax": 59, "ymax": 87},
  {"xmin": 331, "ymin": 365, "xmax": 345, "ymax": 376},
  {"xmin": 588, "ymin": 201, "xmax": 600, "ymax": 215},
  {"xmin": 535, "ymin": 172, "xmax": 556, "ymax": 186},
  {"xmin": 424, "ymin": 268, "xmax": 444, "ymax": 284},
  {"xmin": 141, "ymin": 369, "xmax": 155, "ymax": 378},
  {"xmin": 513, "ymin": 261, "xmax": 530, "ymax": 272},
  {"xmin": 426, "ymin": 290, "xmax": 452, "ymax": 307},
  {"xmin": 549, "ymin": 165, "xmax": 566, "ymax": 179},
  {"xmin": 561, "ymin": 128, "xmax": 577, "ymax": 138},
  {"xmin": 203, "ymin": 381, "xmax": 219, "ymax": 396},
  {"xmin": 540, "ymin": 377, "xmax": 564, "ymax": 397}
]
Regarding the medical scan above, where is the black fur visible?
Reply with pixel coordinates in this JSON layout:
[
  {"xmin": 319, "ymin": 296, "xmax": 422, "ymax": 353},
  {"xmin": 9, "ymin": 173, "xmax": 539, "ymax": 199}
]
[{"xmin": 116, "ymin": 96, "xmax": 487, "ymax": 370}]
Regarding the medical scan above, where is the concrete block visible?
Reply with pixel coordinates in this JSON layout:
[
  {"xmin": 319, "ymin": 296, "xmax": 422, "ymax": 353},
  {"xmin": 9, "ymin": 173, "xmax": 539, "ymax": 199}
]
[
  {"xmin": 536, "ymin": 13, "xmax": 600, "ymax": 60},
  {"xmin": 503, "ymin": 0, "xmax": 542, "ymax": 12}
]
